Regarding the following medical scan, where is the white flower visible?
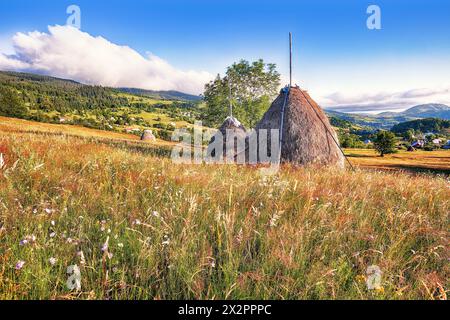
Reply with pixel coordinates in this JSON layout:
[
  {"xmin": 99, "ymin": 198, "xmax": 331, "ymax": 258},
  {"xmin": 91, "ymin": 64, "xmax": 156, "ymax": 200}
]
[
  {"xmin": 117, "ymin": 243, "xmax": 124, "ymax": 248},
  {"xmin": 152, "ymin": 211, "xmax": 160, "ymax": 218},
  {"xmin": 162, "ymin": 235, "xmax": 170, "ymax": 246},
  {"xmin": 0, "ymin": 153, "xmax": 5, "ymax": 169},
  {"xmin": 44, "ymin": 208, "xmax": 53, "ymax": 214},
  {"xmin": 269, "ymin": 213, "xmax": 281, "ymax": 227},
  {"xmin": 49, "ymin": 232, "xmax": 56, "ymax": 238},
  {"xmin": 49, "ymin": 257, "xmax": 57, "ymax": 265},
  {"xmin": 51, "ymin": 220, "xmax": 56, "ymax": 226},
  {"xmin": 77, "ymin": 250, "xmax": 86, "ymax": 265},
  {"xmin": 133, "ymin": 219, "xmax": 141, "ymax": 226}
]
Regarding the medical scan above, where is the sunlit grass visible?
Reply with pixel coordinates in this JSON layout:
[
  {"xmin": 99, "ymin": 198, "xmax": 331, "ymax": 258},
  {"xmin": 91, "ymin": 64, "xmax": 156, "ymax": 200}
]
[{"xmin": 0, "ymin": 123, "xmax": 448, "ymax": 300}]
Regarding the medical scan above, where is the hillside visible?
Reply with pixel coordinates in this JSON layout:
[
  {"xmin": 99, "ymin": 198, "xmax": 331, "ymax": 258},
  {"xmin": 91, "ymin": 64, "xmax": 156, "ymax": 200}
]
[
  {"xmin": 118, "ymin": 87, "xmax": 201, "ymax": 102},
  {"xmin": 0, "ymin": 70, "xmax": 204, "ymax": 140},
  {"xmin": 327, "ymin": 104, "xmax": 450, "ymax": 129},
  {"xmin": 391, "ymin": 118, "xmax": 450, "ymax": 135}
]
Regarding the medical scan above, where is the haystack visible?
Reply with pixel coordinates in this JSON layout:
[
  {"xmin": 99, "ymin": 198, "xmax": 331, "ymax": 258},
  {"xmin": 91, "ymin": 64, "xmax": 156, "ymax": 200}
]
[
  {"xmin": 207, "ymin": 116, "xmax": 247, "ymax": 161},
  {"xmin": 255, "ymin": 86, "xmax": 345, "ymax": 168},
  {"xmin": 141, "ymin": 129, "xmax": 156, "ymax": 141}
]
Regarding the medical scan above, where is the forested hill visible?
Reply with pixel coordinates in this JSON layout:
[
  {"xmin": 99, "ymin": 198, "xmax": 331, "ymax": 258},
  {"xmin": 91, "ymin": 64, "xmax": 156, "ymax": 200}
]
[
  {"xmin": 0, "ymin": 71, "xmax": 135, "ymax": 114},
  {"xmin": 0, "ymin": 71, "xmax": 198, "ymax": 114},
  {"xmin": 118, "ymin": 88, "xmax": 201, "ymax": 101},
  {"xmin": 391, "ymin": 118, "xmax": 450, "ymax": 134}
]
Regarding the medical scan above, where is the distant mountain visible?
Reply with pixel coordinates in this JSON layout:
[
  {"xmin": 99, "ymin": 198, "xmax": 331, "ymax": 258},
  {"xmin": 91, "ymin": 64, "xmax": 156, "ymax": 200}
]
[
  {"xmin": 118, "ymin": 88, "xmax": 202, "ymax": 102},
  {"xmin": 380, "ymin": 104, "xmax": 450, "ymax": 120},
  {"xmin": 327, "ymin": 103, "xmax": 450, "ymax": 130}
]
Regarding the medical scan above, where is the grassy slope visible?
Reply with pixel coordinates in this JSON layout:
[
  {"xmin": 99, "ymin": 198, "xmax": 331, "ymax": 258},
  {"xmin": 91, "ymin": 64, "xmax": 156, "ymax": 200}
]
[
  {"xmin": 0, "ymin": 116, "xmax": 176, "ymax": 147},
  {"xmin": 0, "ymin": 119, "xmax": 448, "ymax": 300}
]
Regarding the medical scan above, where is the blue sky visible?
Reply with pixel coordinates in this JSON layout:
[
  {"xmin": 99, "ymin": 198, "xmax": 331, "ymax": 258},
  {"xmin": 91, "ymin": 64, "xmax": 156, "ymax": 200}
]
[{"xmin": 1, "ymin": 0, "xmax": 449, "ymax": 112}]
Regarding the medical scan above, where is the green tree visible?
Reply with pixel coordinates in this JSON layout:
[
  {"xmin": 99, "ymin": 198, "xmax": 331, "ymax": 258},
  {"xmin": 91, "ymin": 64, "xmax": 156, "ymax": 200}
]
[
  {"xmin": 0, "ymin": 86, "xmax": 27, "ymax": 118},
  {"xmin": 373, "ymin": 131, "xmax": 397, "ymax": 157},
  {"xmin": 403, "ymin": 129, "xmax": 415, "ymax": 142},
  {"xmin": 203, "ymin": 59, "xmax": 281, "ymax": 128}
]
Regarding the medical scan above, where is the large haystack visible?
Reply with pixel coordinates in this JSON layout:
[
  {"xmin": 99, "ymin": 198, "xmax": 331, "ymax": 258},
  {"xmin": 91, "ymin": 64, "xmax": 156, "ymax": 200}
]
[
  {"xmin": 255, "ymin": 86, "xmax": 345, "ymax": 168},
  {"xmin": 207, "ymin": 116, "xmax": 247, "ymax": 162}
]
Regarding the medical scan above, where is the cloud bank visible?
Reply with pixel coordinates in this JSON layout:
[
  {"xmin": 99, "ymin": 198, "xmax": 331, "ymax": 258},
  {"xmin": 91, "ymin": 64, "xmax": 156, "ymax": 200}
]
[
  {"xmin": 321, "ymin": 87, "xmax": 450, "ymax": 114},
  {"xmin": 0, "ymin": 25, "xmax": 212, "ymax": 95}
]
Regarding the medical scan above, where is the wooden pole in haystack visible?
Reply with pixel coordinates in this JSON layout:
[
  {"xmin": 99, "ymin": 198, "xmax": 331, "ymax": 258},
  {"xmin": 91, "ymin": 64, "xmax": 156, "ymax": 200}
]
[
  {"xmin": 228, "ymin": 78, "xmax": 233, "ymax": 118},
  {"xmin": 289, "ymin": 32, "xmax": 292, "ymax": 88}
]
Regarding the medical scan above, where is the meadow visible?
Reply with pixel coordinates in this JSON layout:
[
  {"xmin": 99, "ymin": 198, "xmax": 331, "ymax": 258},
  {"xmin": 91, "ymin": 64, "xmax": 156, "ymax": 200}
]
[{"xmin": 0, "ymin": 118, "xmax": 448, "ymax": 300}]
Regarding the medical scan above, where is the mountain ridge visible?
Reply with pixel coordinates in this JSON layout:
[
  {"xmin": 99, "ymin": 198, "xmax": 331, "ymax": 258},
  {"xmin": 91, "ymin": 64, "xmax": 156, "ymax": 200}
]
[
  {"xmin": 326, "ymin": 103, "xmax": 450, "ymax": 129},
  {"xmin": 0, "ymin": 70, "xmax": 200, "ymax": 102}
]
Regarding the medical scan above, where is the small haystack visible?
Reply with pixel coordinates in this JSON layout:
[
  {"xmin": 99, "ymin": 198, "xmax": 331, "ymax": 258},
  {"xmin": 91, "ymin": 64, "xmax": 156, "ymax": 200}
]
[
  {"xmin": 207, "ymin": 116, "xmax": 247, "ymax": 161},
  {"xmin": 254, "ymin": 86, "xmax": 345, "ymax": 168},
  {"xmin": 141, "ymin": 129, "xmax": 156, "ymax": 142}
]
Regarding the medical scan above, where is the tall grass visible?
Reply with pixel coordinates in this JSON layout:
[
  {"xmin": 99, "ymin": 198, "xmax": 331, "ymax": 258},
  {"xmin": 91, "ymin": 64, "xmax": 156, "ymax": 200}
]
[{"xmin": 0, "ymin": 131, "xmax": 448, "ymax": 300}]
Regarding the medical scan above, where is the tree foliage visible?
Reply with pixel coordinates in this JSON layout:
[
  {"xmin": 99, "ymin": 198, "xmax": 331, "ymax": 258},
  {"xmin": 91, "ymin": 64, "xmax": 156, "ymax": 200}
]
[
  {"xmin": 203, "ymin": 59, "xmax": 281, "ymax": 128},
  {"xmin": 373, "ymin": 130, "xmax": 397, "ymax": 157},
  {"xmin": 0, "ymin": 86, "xmax": 27, "ymax": 117}
]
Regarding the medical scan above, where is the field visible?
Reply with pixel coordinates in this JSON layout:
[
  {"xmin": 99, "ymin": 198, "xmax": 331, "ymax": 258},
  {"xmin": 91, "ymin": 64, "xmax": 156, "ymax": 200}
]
[
  {"xmin": 0, "ymin": 117, "xmax": 449, "ymax": 300},
  {"xmin": 346, "ymin": 149, "xmax": 450, "ymax": 174}
]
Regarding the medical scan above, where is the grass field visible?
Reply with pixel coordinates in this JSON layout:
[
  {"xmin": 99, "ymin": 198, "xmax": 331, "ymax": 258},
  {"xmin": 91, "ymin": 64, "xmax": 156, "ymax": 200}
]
[
  {"xmin": 0, "ymin": 117, "xmax": 449, "ymax": 300},
  {"xmin": 346, "ymin": 149, "xmax": 450, "ymax": 174}
]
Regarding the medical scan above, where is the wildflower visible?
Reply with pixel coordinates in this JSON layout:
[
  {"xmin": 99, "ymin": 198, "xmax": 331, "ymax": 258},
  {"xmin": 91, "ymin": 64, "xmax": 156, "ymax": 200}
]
[
  {"xmin": 49, "ymin": 232, "xmax": 56, "ymax": 238},
  {"xmin": 117, "ymin": 243, "xmax": 124, "ymax": 248},
  {"xmin": 51, "ymin": 220, "xmax": 56, "ymax": 226},
  {"xmin": 44, "ymin": 208, "xmax": 53, "ymax": 214},
  {"xmin": 49, "ymin": 257, "xmax": 57, "ymax": 266},
  {"xmin": 236, "ymin": 228, "xmax": 243, "ymax": 244},
  {"xmin": 0, "ymin": 153, "xmax": 4, "ymax": 169},
  {"xmin": 162, "ymin": 235, "xmax": 170, "ymax": 246},
  {"xmin": 375, "ymin": 286, "xmax": 385, "ymax": 294},
  {"xmin": 20, "ymin": 235, "xmax": 36, "ymax": 246},
  {"xmin": 100, "ymin": 220, "xmax": 106, "ymax": 232},
  {"xmin": 269, "ymin": 213, "xmax": 281, "ymax": 227},
  {"xmin": 77, "ymin": 250, "xmax": 86, "ymax": 265},
  {"xmin": 133, "ymin": 219, "xmax": 141, "ymax": 226},
  {"xmin": 15, "ymin": 260, "xmax": 25, "ymax": 270},
  {"xmin": 101, "ymin": 236, "xmax": 110, "ymax": 252},
  {"xmin": 152, "ymin": 211, "xmax": 160, "ymax": 218}
]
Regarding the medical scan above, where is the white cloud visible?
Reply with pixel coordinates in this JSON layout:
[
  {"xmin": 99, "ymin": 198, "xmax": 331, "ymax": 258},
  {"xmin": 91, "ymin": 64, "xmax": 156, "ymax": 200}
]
[
  {"xmin": 320, "ymin": 86, "xmax": 450, "ymax": 114},
  {"xmin": 0, "ymin": 25, "xmax": 213, "ymax": 94}
]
